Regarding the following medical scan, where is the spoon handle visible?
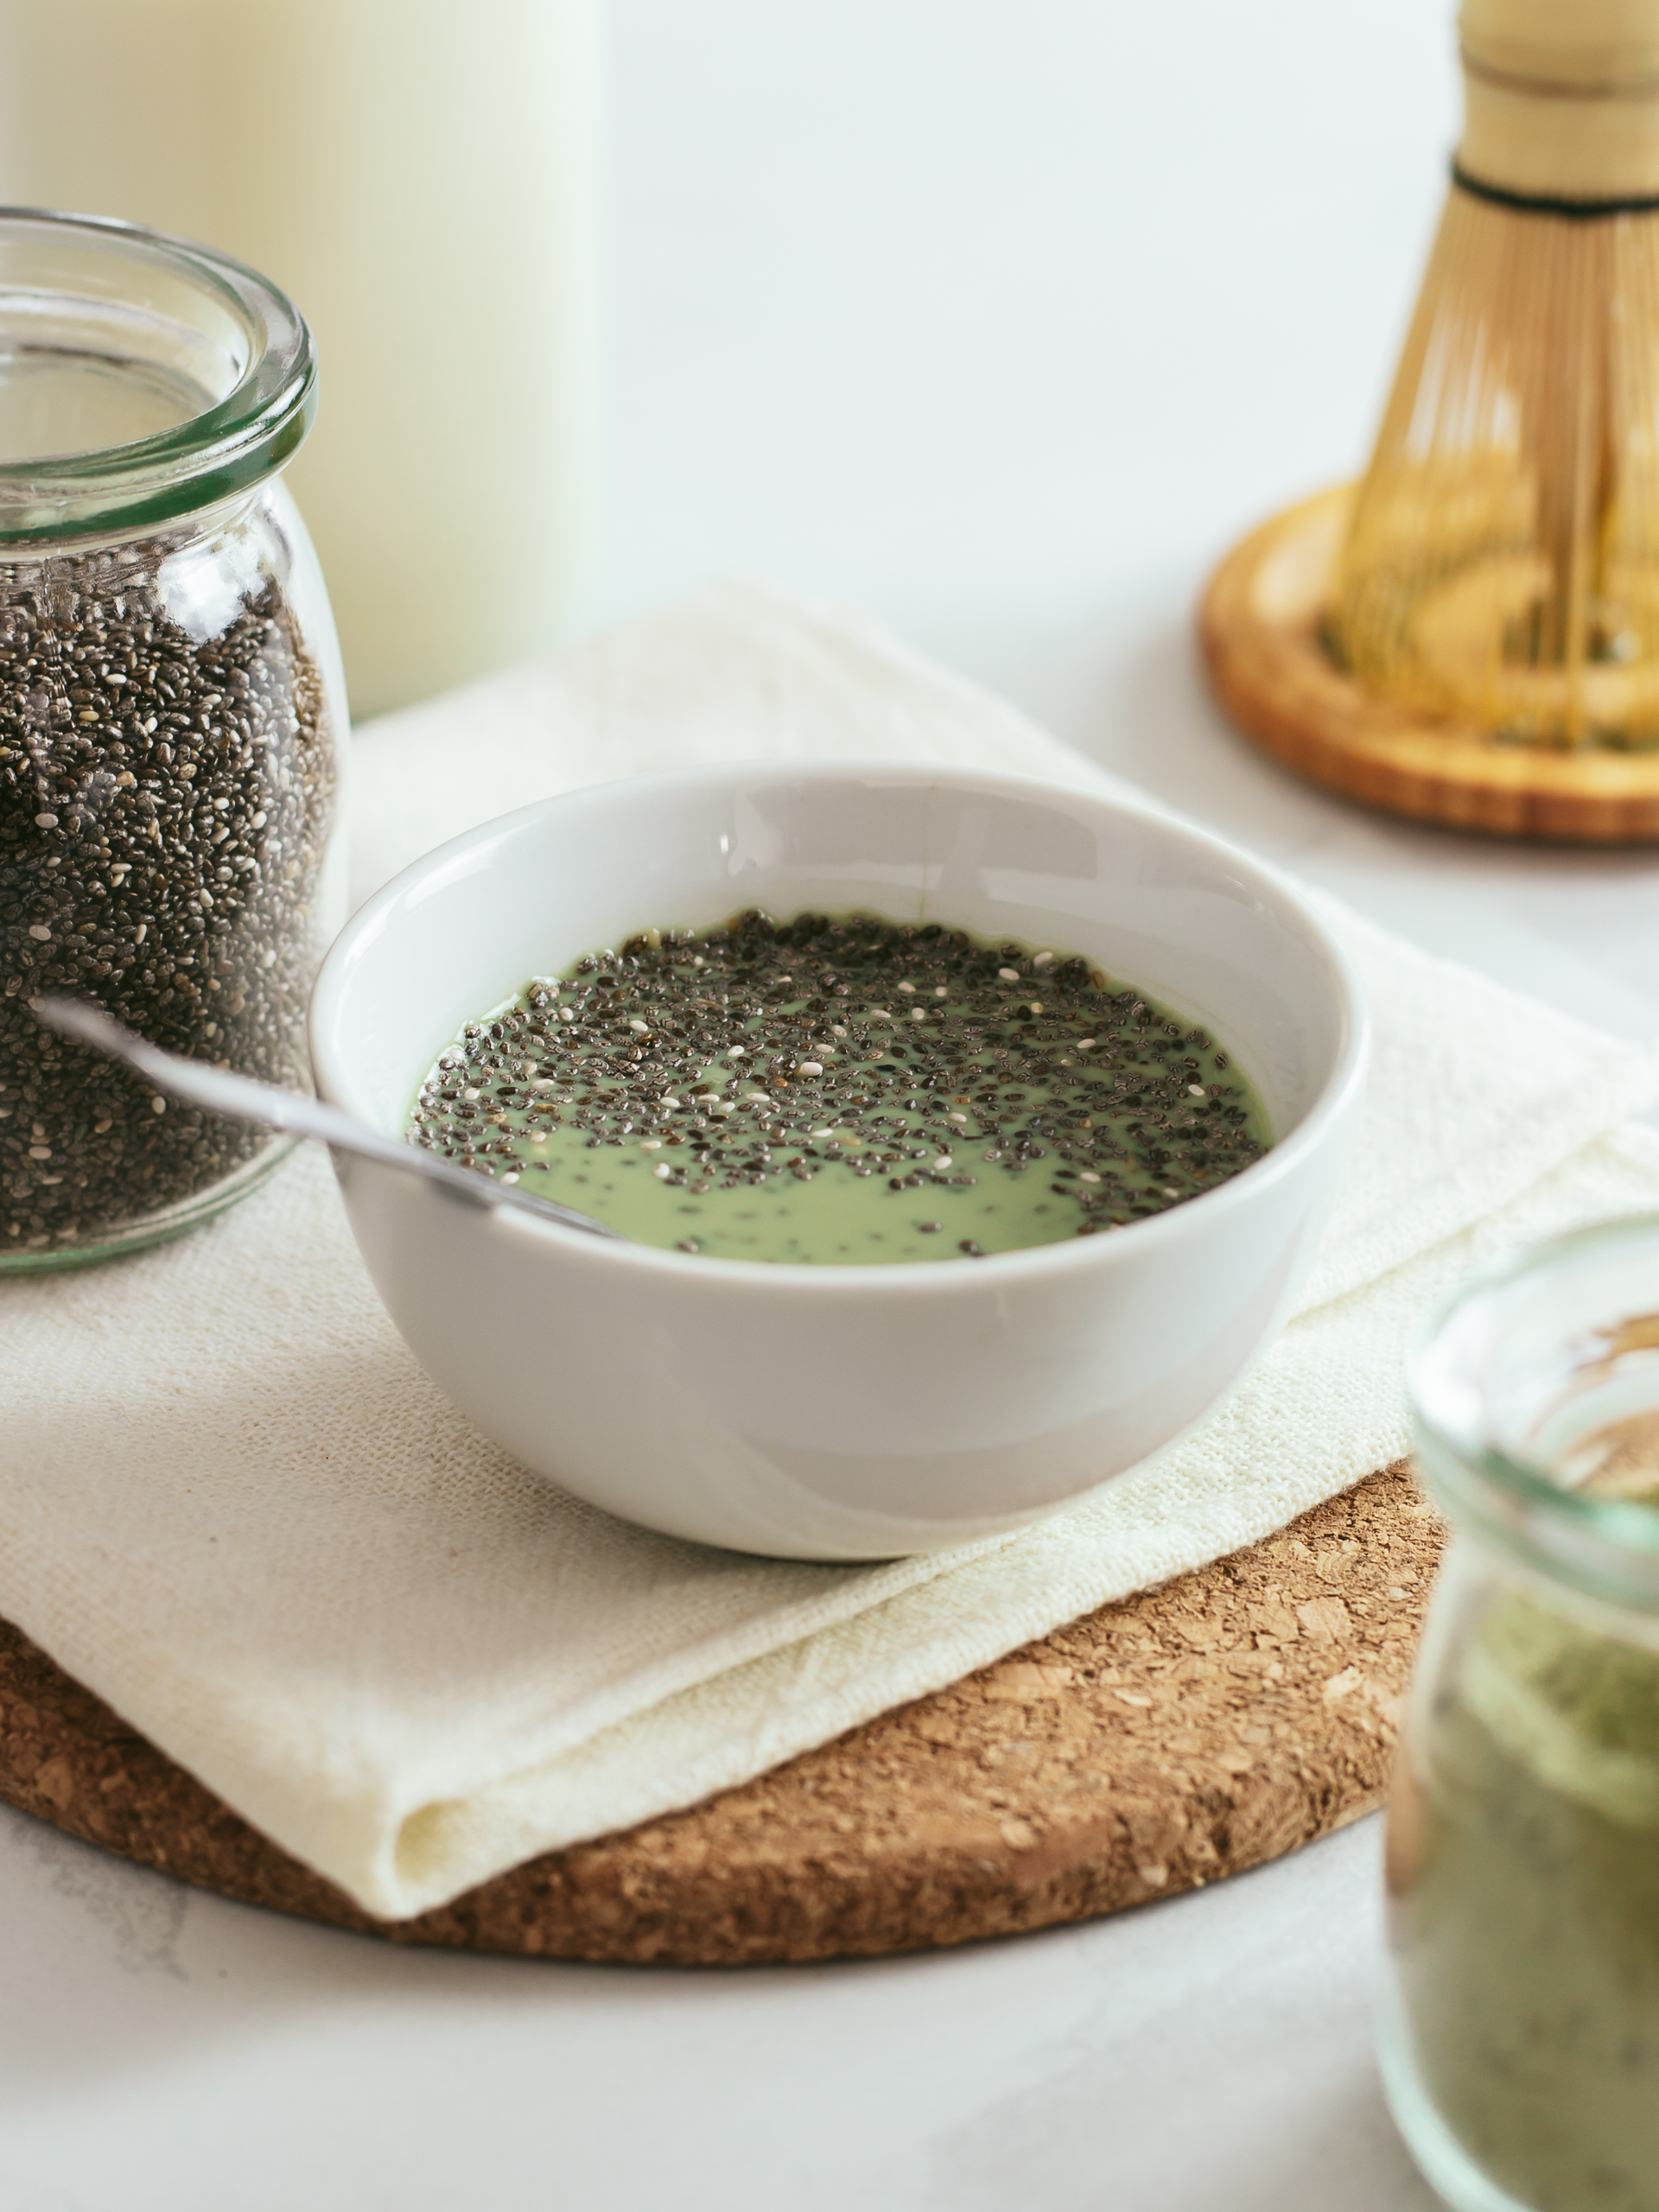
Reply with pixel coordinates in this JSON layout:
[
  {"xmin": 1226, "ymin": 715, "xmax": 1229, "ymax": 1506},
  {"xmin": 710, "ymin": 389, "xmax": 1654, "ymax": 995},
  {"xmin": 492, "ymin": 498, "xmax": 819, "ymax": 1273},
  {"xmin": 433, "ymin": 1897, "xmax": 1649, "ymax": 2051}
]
[{"xmin": 32, "ymin": 995, "xmax": 624, "ymax": 1241}]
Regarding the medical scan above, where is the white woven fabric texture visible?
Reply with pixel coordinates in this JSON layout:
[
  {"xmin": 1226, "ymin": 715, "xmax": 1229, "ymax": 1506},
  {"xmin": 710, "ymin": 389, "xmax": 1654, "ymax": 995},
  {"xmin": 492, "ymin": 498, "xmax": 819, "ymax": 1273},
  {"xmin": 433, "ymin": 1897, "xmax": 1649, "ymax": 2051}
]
[{"xmin": 4, "ymin": 583, "xmax": 1659, "ymax": 1920}]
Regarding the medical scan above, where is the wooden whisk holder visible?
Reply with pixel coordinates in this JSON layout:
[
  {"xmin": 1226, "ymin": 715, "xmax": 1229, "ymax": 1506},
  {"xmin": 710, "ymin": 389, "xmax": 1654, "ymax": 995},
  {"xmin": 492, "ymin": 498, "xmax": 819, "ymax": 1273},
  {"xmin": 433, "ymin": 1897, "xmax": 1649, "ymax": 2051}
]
[{"xmin": 1200, "ymin": 0, "xmax": 1659, "ymax": 843}]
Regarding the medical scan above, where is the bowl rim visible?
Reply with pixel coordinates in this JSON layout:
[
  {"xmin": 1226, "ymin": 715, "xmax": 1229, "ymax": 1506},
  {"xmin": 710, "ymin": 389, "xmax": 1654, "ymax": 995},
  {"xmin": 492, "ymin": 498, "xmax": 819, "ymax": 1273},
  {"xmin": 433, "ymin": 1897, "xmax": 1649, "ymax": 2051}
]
[{"xmin": 311, "ymin": 758, "xmax": 1370, "ymax": 1293}]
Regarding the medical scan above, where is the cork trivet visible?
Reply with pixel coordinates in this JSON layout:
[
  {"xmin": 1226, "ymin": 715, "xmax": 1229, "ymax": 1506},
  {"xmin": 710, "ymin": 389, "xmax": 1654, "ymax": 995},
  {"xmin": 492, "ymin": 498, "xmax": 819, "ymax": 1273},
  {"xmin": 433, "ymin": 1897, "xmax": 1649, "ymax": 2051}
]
[
  {"xmin": 0, "ymin": 1461, "xmax": 1441, "ymax": 1966},
  {"xmin": 1198, "ymin": 485, "xmax": 1659, "ymax": 843}
]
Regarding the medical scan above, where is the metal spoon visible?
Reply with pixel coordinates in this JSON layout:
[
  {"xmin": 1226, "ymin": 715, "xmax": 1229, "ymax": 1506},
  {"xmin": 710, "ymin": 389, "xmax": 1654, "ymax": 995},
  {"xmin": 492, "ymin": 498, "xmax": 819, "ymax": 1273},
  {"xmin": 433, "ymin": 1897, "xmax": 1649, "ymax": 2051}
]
[{"xmin": 32, "ymin": 995, "xmax": 625, "ymax": 1242}]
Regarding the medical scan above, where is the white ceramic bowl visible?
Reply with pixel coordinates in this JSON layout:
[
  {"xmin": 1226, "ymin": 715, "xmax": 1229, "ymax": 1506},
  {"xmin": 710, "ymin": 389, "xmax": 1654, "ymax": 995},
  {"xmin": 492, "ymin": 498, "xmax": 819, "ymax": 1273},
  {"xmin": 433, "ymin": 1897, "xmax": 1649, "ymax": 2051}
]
[{"xmin": 310, "ymin": 763, "xmax": 1367, "ymax": 1560}]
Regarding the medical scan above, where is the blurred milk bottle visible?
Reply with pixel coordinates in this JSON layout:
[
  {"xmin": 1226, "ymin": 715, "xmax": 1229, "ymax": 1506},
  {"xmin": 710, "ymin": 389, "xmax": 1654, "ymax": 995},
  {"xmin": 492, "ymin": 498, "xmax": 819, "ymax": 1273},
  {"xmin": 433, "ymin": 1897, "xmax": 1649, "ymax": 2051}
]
[{"xmin": 0, "ymin": 0, "xmax": 602, "ymax": 717}]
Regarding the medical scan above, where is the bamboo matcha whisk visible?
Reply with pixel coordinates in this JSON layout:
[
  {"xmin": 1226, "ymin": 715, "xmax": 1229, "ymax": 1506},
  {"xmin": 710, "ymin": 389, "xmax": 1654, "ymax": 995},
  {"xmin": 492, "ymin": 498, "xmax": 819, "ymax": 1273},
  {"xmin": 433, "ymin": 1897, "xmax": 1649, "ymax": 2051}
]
[{"xmin": 1331, "ymin": 0, "xmax": 1659, "ymax": 749}]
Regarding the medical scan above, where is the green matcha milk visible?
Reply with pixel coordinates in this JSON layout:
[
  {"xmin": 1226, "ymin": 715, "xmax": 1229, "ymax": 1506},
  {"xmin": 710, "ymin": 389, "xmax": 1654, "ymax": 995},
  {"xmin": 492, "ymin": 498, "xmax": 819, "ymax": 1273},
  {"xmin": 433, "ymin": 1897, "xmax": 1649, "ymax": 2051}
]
[{"xmin": 406, "ymin": 908, "xmax": 1272, "ymax": 1264}]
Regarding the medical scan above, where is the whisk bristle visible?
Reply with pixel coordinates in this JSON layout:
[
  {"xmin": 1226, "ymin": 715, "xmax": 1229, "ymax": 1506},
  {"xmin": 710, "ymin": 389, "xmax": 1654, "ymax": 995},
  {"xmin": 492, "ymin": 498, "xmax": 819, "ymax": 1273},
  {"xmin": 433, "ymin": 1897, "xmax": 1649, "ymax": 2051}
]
[{"xmin": 1331, "ymin": 181, "xmax": 1659, "ymax": 750}]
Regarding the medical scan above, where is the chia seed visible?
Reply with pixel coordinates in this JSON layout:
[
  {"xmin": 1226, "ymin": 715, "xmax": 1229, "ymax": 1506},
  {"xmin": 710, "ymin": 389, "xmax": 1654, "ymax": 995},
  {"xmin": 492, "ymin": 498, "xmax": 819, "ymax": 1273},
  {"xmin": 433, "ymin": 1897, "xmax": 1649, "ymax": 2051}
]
[
  {"xmin": 409, "ymin": 910, "xmax": 1269, "ymax": 1261},
  {"xmin": 0, "ymin": 530, "xmax": 335, "ymax": 1257}
]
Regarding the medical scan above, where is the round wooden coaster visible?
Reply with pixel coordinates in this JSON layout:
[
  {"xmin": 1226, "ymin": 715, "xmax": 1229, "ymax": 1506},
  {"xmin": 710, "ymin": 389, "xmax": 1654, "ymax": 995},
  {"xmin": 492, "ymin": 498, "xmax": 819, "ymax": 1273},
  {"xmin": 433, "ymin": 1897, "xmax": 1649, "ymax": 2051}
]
[
  {"xmin": 0, "ymin": 1462, "xmax": 1440, "ymax": 1966},
  {"xmin": 1198, "ymin": 486, "xmax": 1659, "ymax": 843}
]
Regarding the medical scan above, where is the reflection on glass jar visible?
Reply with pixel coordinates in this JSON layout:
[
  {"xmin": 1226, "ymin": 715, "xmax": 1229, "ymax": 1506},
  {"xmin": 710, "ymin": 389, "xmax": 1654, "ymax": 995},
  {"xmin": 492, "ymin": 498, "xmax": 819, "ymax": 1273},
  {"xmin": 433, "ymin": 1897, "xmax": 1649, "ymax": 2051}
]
[
  {"xmin": 0, "ymin": 211, "xmax": 345, "ymax": 1269},
  {"xmin": 1386, "ymin": 1218, "xmax": 1659, "ymax": 2212}
]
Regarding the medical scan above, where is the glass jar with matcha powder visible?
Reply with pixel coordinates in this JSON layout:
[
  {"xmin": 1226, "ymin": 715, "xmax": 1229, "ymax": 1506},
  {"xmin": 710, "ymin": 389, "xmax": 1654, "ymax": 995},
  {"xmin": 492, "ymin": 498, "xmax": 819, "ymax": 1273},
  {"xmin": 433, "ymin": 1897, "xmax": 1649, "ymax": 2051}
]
[{"xmin": 1387, "ymin": 1218, "xmax": 1659, "ymax": 2212}]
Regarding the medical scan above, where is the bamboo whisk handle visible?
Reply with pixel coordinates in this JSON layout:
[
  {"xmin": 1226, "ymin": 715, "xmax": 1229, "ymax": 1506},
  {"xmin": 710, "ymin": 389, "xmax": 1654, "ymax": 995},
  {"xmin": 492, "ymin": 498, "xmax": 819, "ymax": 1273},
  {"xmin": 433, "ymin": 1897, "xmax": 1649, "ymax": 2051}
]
[{"xmin": 1459, "ymin": 0, "xmax": 1659, "ymax": 201}]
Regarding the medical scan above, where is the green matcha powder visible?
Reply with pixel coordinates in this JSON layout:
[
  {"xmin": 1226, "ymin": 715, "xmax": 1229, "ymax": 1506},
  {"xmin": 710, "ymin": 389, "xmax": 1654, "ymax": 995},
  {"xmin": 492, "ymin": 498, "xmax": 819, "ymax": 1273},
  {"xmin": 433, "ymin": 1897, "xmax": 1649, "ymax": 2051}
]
[{"xmin": 1395, "ymin": 1494, "xmax": 1659, "ymax": 2212}]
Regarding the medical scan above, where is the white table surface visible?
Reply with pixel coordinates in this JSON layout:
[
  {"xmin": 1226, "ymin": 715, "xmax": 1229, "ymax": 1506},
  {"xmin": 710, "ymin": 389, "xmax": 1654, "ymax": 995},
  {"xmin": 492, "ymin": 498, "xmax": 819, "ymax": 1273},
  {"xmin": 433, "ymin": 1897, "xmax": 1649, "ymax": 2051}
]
[{"xmin": 2, "ymin": 3, "xmax": 1644, "ymax": 2204}]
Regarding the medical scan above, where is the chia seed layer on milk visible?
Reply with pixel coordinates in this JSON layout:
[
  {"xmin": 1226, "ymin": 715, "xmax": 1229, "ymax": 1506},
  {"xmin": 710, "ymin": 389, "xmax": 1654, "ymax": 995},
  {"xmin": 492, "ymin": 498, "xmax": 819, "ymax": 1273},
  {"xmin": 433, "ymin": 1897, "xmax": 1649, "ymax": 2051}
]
[
  {"xmin": 0, "ymin": 537, "xmax": 335, "ymax": 1255},
  {"xmin": 410, "ymin": 910, "xmax": 1270, "ymax": 1265}
]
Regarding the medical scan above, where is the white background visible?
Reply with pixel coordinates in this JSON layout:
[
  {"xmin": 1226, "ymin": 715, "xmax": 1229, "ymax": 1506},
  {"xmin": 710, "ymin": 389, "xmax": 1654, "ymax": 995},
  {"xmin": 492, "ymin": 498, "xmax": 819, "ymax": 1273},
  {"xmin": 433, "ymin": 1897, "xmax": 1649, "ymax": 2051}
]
[{"xmin": 3, "ymin": 2, "xmax": 1645, "ymax": 2204}]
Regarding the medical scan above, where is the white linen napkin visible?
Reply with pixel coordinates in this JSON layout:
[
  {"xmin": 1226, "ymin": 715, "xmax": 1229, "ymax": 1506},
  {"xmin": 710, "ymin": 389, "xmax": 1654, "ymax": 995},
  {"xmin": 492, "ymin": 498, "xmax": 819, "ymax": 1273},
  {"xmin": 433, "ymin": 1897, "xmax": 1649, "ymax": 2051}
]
[{"xmin": 5, "ymin": 582, "xmax": 1659, "ymax": 1922}]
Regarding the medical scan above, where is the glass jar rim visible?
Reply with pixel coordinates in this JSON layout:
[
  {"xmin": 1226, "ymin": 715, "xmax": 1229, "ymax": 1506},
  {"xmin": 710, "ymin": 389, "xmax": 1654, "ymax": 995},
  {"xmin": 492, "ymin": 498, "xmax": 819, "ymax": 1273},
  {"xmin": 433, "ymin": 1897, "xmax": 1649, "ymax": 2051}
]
[
  {"xmin": 1411, "ymin": 1216, "xmax": 1659, "ymax": 1611},
  {"xmin": 0, "ymin": 207, "xmax": 315, "ymax": 545}
]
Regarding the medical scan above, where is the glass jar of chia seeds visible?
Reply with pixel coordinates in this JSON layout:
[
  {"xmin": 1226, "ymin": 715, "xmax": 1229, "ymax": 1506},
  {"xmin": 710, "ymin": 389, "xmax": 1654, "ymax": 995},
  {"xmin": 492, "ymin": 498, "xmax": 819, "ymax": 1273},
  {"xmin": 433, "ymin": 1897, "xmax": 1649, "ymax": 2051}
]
[
  {"xmin": 0, "ymin": 210, "xmax": 345, "ymax": 1268},
  {"xmin": 1385, "ymin": 1218, "xmax": 1659, "ymax": 2212}
]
